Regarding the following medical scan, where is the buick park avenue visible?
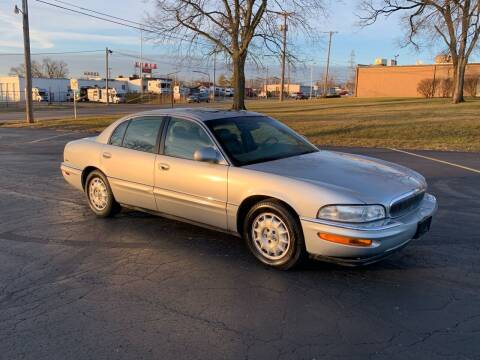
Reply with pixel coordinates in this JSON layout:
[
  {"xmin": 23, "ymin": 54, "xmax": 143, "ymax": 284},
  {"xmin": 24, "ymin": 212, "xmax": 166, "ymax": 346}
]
[{"xmin": 61, "ymin": 109, "xmax": 437, "ymax": 269}]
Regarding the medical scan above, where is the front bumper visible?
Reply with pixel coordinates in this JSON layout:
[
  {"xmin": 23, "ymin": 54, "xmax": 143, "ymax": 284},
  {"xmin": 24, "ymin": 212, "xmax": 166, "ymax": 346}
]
[{"xmin": 300, "ymin": 193, "xmax": 437, "ymax": 266}]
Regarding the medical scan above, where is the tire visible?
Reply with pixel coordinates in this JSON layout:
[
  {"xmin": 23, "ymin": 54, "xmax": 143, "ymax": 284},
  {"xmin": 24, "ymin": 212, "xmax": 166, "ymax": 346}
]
[
  {"xmin": 85, "ymin": 170, "xmax": 120, "ymax": 217},
  {"xmin": 243, "ymin": 199, "xmax": 306, "ymax": 270}
]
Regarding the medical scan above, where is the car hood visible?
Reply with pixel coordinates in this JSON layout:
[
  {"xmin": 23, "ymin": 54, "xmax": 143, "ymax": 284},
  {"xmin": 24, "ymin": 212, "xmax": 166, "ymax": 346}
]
[{"xmin": 244, "ymin": 150, "xmax": 426, "ymax": 205}]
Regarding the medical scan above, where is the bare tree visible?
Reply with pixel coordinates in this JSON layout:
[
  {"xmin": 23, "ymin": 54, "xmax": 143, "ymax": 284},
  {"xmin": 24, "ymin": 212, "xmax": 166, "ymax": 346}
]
[
  {"xmin": 217, "ymin": 73, "xmax": 231, "ymax": 87},
  {"xmin": 360, "ymin": 0, "xmax": 480, "ymax": 104},
  {"xmin": 417, "ymin": 78, "xmax": 437, "ymax": 97},
  {"xmin": 9, "ymin": 58, "xmax": 69, "ymax": 78},
  {"xmin": 9, "ymin": 60, "xmax": 43, "ymax": 77},
  {"xmin": 439, "ymin": 77, "xmax": 454, "ymax": 97},
  {"xmin": 464, "ymin": 75, "xmax": 479, "ymax": 96},
  {"xmin": 42, "ymin": 58, "xmax": 69, "ymax": 78},
  {"xmin": 148, "ymin": 0, "xmax": 326, "ymax": 110}
]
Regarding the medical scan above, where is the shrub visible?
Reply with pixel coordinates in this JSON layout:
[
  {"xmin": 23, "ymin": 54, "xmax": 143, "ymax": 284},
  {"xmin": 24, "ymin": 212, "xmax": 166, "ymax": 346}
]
[
  {"xmin": 417, "ymin": 78, "xmax": 437, "ymax": 98},
  {"xmin": 464, "ymin": 76, "xmax": 479, "ymax": 97},
  {"xmin": 439, "ymin": 78, "xmax": 453, "ymax": 98}
]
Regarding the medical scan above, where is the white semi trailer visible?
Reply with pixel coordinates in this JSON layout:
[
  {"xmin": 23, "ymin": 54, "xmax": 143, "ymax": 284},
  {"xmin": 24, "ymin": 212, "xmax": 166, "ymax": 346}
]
[{"xmin": 87, "ymin": 88, "xmax": 125, "ymax": 104}]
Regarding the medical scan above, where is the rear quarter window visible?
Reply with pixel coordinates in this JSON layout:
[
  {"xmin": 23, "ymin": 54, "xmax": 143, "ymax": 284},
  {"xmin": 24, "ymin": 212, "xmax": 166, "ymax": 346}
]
[{"xmin": 109, "ymin": 121, "xmax": 129, "ymax": 146}]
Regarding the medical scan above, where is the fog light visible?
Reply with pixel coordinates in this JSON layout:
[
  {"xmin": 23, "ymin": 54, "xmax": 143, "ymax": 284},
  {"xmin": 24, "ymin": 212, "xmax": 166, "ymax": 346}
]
[{"xmin": 318, "ymin": 233, "xmax": 372, "ymax": 247}]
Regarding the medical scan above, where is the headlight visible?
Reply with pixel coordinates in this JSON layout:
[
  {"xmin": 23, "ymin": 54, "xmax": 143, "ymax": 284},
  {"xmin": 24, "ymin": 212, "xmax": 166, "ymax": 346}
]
[{"xmin": 317, "ymin": 205, "xmax": 386, "ymax": 223}]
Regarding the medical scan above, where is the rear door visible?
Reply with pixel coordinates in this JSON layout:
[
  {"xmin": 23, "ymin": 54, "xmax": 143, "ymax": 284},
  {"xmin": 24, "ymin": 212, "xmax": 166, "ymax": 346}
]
[
  {"xmin": 101, "ymin": 116, "xmax": 165, "ymax": 210},
  {"xmin": 154, "ymin": 117, "xmax": 229, "ymax": 229}
]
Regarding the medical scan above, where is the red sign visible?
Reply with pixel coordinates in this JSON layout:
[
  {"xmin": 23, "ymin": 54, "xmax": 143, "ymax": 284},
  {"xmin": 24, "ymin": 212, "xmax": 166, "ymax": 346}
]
[{"xmin": 135, "ymin": 62, "xmax": 157, "ymax": 70}]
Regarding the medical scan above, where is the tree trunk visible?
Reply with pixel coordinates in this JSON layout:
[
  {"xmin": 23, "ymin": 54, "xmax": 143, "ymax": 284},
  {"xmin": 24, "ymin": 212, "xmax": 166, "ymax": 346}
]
[
  {"xmin": 452, "ymin": 59, "xmax": 467, "ymax": 104},
  {"xmin": 231, "ymin": 52, "xmax": 247, "ymax": 110}
]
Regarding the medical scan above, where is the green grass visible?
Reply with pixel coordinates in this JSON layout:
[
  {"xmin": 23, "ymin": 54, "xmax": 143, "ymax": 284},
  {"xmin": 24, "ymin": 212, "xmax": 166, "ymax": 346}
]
[
  {"xmin": 2, "ymin": 97, "xmax": 480, "ymax": 152},
  {"xmin": 243, "ymin": 97, "xmax": 480, "ymax": 152}
]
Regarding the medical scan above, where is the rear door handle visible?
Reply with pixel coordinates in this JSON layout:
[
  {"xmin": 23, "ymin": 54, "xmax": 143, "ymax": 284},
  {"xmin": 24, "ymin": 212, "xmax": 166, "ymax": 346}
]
[
  {"xmin": 159, "ymin": 163, "xmax": 170, "ymax": 170},
  {"xmin": 102, "ymin": 152, "xmax": 112, "ymax": 159}
]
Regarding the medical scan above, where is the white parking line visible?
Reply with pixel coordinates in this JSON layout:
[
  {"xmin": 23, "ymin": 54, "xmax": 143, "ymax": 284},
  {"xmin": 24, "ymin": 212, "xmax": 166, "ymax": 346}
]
[
  {"xmin": 389, "ymin": 148, "xmax": 480, "ymax": 174},
  {"xmin": 22, "ymin": 132, "xmax": 76, "ymax": 144}
]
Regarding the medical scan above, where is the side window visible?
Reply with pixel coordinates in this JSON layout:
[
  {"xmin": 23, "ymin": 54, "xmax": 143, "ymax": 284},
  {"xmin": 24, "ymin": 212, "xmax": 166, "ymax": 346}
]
[
  {"xmin": 164, "ymin": 118, "xmax": 215, "ymax": 160},
  {"xmin": 109, "ymin": 120, "xmax": 129, "ymax": 146},
  {"xmin": 122, "ymin": 117, "xmax": 163, "ymax": 153}
]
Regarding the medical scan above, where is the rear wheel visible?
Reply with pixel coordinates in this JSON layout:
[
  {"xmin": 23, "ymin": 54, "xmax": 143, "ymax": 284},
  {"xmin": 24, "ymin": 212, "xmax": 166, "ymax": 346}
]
[
  {"xmin": 244, "ymin": 200, "xmax": 305, "ymax": 270},
  {"xmin": 85, "ymin": 170, "xmax": 120, "ymax": 217}
]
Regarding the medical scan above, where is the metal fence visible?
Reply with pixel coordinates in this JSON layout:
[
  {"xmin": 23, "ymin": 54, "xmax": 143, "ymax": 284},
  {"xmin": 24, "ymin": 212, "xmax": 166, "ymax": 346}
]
[{"xmin": 0, "ymin": 90, "xmax": 71, "ymax": 108}]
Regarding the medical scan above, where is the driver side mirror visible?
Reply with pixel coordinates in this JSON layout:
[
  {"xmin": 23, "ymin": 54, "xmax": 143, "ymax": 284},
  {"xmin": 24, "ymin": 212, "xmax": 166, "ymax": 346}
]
[{"xmin": 193, "ymin": 147, "xmax": 221, "ymax": 163}]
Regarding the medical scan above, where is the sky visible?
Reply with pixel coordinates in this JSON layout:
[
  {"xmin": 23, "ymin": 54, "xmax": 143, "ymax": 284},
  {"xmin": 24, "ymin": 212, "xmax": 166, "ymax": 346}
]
[{"xmin": 0, "ymin": 0, "xmax": 474, "ymax": 84}]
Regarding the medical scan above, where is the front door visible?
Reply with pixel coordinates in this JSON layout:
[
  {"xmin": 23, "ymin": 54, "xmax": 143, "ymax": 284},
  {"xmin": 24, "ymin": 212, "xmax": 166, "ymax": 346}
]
[
  {"xmin": 101, "ymin": 116, "xmax": 164, "ymax": 211},
  {"xmin": 154, "ymin": 117, "xmax": 229, "ymax": 229}
]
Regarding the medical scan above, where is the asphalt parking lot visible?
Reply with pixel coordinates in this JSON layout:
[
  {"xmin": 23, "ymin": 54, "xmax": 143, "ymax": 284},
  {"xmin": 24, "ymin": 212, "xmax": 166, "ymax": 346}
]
[{"xmin": 0, "ymin": 128, "xmax": 479, "ymax": 360}]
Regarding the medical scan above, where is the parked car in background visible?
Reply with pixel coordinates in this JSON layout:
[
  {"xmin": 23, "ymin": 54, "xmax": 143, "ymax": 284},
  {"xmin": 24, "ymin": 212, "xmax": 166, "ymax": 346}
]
[
  {"xmin": 291, "ymin": 92, "xmax": 307, "ymax": 100},
  {"xmin": 224, "ymin": 88, "xmax": 234, "ymax": 97},
  {"xmin": 187, "ymin": 92, "xmax": 210, "ymax": 103},
  {"xmin": 61, "ymin": 108, "xmax": 437, "ymax": 270},
  {"xmin": 324, "ymin": 88, "xmax": 341, "ymax": 98},
  {"xmin": 186, "ymin": 94, "xmax": 200, "ymax": 103}
]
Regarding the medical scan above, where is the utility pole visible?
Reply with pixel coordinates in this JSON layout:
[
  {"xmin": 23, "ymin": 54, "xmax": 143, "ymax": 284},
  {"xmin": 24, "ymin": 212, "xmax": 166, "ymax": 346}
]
[
  {"xmin": 16, "ymin": 0, "xmax": 34, "ymax": 123},
  {"xmin": 278, "ymin": 12, "xmax": 293, "ymax": 102},
  {"xmin": 105, "ymin": 47, "xmax": 112, "ymax": 105},
  {"xmin": 212, "ymin": 51, "xmax": 216, "ymax": 103},
  {"xmin": 140, "ymin": 29, "xmax": 143, "ymax": 96},
  {"xmin": 310, "ymin": 63, "xmax": 314, "ymax": 99},
  {"xmin": 323, "ymin": 31, "xmax": 337, "ymax": 97}
]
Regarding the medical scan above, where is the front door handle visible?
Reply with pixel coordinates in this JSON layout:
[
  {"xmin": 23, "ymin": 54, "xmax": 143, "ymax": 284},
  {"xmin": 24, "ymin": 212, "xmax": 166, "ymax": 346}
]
[
  {"xmin": 102, "ymin": 152, "xmax": 112, "ymax": 159},
  {"xmin": 159, "ymin": 163, "xmax": 170, "ymax": 170}
]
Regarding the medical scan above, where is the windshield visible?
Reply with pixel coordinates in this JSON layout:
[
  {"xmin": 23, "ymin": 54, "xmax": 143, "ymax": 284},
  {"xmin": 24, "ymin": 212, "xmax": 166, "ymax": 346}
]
[{"xmin": 206, "ymin": 116, "xmax": 318, "ymax": 166}]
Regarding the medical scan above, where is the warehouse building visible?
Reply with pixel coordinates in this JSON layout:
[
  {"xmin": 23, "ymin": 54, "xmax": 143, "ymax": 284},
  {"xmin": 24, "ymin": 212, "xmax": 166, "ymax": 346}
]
[
  {"xmin": 0, "ymin": 75, "xmax": 162, "ymax": 103},
  {"xmin": 0, "ymin": 76, "xmax": 71, "ymax": 103},
  {"xmin": 355, "ymin": 62, "xmax": 480, "ymax": 98}
]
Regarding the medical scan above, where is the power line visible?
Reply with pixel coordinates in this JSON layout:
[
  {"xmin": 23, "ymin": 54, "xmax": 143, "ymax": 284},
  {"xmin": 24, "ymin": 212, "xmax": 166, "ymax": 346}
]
[
  {"xmin": 33, "ymin": 0, "xmax": 209, "ymax": 46},
  {"xmin": 50, "ymin": 0, "xmax": 148, "ymax": 27},
  {"xmin": 0, "ymin": 49, "xmax": 104, "ymax": 56}
]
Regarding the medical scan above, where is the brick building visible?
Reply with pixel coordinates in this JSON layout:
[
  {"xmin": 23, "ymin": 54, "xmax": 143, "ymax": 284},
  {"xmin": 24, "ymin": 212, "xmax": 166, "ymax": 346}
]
[{"xmin": 355, "ymin": 63, "xmax": 480, "ymax": 98}]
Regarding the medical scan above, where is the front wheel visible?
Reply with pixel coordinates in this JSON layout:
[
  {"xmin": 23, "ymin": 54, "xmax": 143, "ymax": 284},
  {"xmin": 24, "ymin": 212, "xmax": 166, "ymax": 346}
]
[
  {"xmin": 244, "ymin": 200, "xmax": 306, "ymax": 270},
  {"xmin": 85, "ymin": 170, "xmax": 120, "ymax": 217}
]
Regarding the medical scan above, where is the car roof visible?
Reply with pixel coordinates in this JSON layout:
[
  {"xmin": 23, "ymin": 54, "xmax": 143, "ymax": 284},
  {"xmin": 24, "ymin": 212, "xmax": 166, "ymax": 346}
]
[{"xmin": 129, "ymin": 107, "xmax": 264, "ymax": 122}]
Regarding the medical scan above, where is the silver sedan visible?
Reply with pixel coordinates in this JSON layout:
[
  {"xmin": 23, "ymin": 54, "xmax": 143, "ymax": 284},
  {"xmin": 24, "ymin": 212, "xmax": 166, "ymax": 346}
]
[{"xmin": 61, "ymin": 108, "xmax": 437, "ymax": 269}]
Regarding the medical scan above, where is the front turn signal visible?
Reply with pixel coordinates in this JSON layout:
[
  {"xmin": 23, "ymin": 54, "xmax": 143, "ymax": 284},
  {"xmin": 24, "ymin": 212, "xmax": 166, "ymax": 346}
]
[{"xmin": 318, "ymin": 233, "xmax": 372, "ymax": 247}]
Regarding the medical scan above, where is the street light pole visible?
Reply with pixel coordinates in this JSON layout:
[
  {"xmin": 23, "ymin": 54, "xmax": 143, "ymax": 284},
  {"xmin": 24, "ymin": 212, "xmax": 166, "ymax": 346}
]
[
  {"xmin": 16, "ymin": 0, "xmax": 34, "ymax": 123},
  {"xmin": 105, "ymin": 47, "xmax": 112, "ymax": 105}
]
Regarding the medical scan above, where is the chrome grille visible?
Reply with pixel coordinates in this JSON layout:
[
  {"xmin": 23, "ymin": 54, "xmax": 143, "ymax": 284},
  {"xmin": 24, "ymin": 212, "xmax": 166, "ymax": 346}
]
[{"xmin": 390, "ymin": 191, "xmax": 425, "ymax": 217}]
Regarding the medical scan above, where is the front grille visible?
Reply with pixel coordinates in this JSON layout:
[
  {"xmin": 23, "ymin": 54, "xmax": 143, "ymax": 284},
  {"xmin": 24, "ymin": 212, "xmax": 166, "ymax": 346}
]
[{"xmin": 390, "ymin": 191, "xmax": 425, "ymax": 217}]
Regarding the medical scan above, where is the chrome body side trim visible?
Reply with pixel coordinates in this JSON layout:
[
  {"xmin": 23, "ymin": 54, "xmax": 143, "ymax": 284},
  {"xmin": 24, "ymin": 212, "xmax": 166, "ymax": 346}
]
[{"xmin": 300, "ymin": 217, "xmax": 402, "ymax": 231}]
